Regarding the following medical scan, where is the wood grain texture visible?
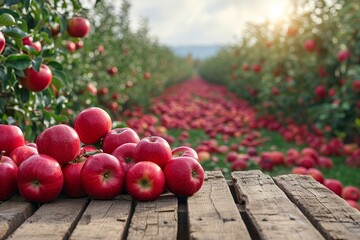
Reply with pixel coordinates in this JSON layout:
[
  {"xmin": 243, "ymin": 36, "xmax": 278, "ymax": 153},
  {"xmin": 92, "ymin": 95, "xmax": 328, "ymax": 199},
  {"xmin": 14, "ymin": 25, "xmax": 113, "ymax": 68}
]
[
  {"xmin": 7, "ymin": 198, "xmax": 88, "ymax": 240},
  {"xmin": 70, "ymin": 195, "xmax": 132, "ymax": 240},
  {"xmin": 127, "ymin": 193, "xmax": 177, "ymax": 240},
  {"xmin": 187, "ymin": 171, "xmax": 251, "ymax": 240},
  {"xmin": 274, "ymin": 174, "xmax": 360, "ymax": 240},
  {"xmin": 0, "ymin": 196, "xmax": 36, "ymax": 240},
  {"xmin": 232, "ymin": 170, "xmax": 324, "ymax": 240}
]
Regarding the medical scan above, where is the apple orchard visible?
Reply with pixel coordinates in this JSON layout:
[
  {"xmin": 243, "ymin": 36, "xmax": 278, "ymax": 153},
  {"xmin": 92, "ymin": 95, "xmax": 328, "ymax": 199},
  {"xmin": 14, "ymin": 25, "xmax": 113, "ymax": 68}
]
[{"xmin": 0, "ymin": 0, "xmax": 360, "ymax": 210}]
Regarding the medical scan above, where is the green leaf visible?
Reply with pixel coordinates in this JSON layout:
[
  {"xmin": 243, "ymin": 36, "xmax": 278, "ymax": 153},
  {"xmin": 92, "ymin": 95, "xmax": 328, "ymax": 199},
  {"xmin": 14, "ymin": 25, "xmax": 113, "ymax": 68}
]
[
  {"xmin": 31, "ymin": 56, "xmax": 42, "ymax": 72},
  {"xmin": 51, "ymin": 76, "xmax": 63, "ymax": 90},
  {"xmin": 47, "ymin": 61, "xmax": 63, "ymax": 70},
  {"xmin": 52, "ymin": 69, "xmax": 67, "ymax": 82},
  {"xmin": 2, "ymin": 26, "xmax": 27, "ymax": 38},
  {"xmin": 24, "ymin": 0, "xmax": 32, "ymax": 12},
  {"xmin": 0, "ymin": 8, "xmax": 20, "ymax": 20},
  {"xmin": 5, "ymin": 54, "xmax": 31, "ymax": 70},
  {"xmin": 59, "ymin": 15, "xmax": 67, "ymax": 34},
  {"xmin": 0, "ymin": 67, "xmax": 7, "ymax": 91},
  {"xmin": 5, "ymin": 0, "xmax": 21, "ymax": 7},
  {"xmin": 6, "ymin": 69, "xmax": 16, "ymax": 86},
  {"xmin": 19, "ymin": 87, "xmax": 30, "ymax": 103},
  {"xmin": 0, "ymin": 13, "xmax": 16, "ymax": 26},
  {"xmin": 43, "ymin": 110, "xmax": 69, "ymax": 123},
  {"xmin": 70, "ymin": 0, "xmax": 81, "ymax": 10}
]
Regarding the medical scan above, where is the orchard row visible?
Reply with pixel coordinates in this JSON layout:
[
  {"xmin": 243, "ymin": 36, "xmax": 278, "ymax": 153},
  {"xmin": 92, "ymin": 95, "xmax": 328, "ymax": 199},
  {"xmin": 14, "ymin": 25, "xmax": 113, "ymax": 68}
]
[
  {"xmin": 199, "ymin": 0, "xmax": 360, "ymax": 143},
  {"xmin": 126, "ymin": 77, "xmax": 359, "ymax": 210},
  {"xmin": 0, "ymin": 106, "xmax": 204, "ymax": 203}
]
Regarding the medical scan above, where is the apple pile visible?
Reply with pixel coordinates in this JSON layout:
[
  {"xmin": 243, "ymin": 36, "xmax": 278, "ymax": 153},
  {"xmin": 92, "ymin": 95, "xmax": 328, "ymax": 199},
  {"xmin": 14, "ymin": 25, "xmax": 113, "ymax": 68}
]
[{"xmin": 0, "ymin": 107, "xmax": 204, "ymax": 203}]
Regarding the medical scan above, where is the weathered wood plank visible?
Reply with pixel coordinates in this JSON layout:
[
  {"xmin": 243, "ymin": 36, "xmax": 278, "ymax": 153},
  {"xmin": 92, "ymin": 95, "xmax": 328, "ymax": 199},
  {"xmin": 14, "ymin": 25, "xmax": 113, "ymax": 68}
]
[
  {"xmin": 7, "ymin": 198, "xmax": 88, "ymax": 240},
  {"xmin": 127, "ymin": 193, "xmax": 177, "ymax": 240},
  {"xmin": 0, "ymin": 196, "xmax": 36, "ymax": 240},
  {"xmin": 70, "ymin": 195, "xmax": 132, "ymax": 240},
  {"xmin": 274, "ymin": 174, "xmax": 360, "ymax": 240},
  {"xmin": 232, "ymin": 170, "xmax": 324, "ymax": 240},
  {"xmin": 187, "ymin": 171, "xmax": 251, "ymax": 240}
]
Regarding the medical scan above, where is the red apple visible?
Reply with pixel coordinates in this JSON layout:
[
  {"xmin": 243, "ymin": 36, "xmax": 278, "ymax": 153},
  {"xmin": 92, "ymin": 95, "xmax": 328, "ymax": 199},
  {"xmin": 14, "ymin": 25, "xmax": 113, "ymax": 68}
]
[
  {"xmin": 297, "ymin": 156, "xmax": 315, "ymax": 169},
  {"xmin": 66, "ymin": 41, "xmax": 76, "ymax": 52},
  {"xmin": 338, "ymin": 49, "xmax": 350, "ymax": 62},
  {"xmin": 75, "ymin": 40, "xmax": 84, "ymax": 49},
  {"xmin": 291, "ymin": 166, "xmax": 307, "ymax": 175},
  {"xmin": 107, "ymin": 66, "xmax": 118, "ymax": 76},
  {"xmin": 74, "ymin": 107, "xmax": 112, "ymax": 144},
  {"xmin": 172, "ymin": 146, "xmax": 199, "ymax": 162},
  {"xmin": 112, "ymin": 143, "xmax": 137, "ymax": 173},
  {"xmin": 301, "ymin": 147, "xmax": 318, "ymax": 161},
  {"xmin": 0, "ymin": 32, "xmax": 5, "ymax": 53},
  {"xmin": 317, "ymin": 157, "xmax": 333, "ymax": 169},
  {"xmin": 164, "ymin": 157, "xmax": 204, "ymax": 196},
  {"xmin": 324, "ymin": 179, "xmax": 343, "ymax": 196},
  {"xmin": 342, "ymin": 186, "xmax": 360, "ymax": 201},
  {"xmin": 306, "ymin": 168, "xmax": 324, "ymax": 184},
  {"xmin": 81, "ymin": 153, "xmax": 125, "ymax": 199},
  {"xmin": 134, "ymin": 136, "xmax": 172, "ymax": 169},
  {"xmin": 270, "ymin": 151, "xmax": 285, "ymax": 165},
  {"xmin": 226, "ymin": 151, "xmax": 238, "ymax": 163},
  {"xmin": 20, "ymin": 64, "xmax": 52, "ymax": 92},
  {"xmin": 252, "ymin": 64, "xmax": 262, "ymax": 73},
  {"xmin": 144, "ymin": 72, "xmax": 151, "ymax": 79},
  {"xmin": 22, "ymin": 36, "xmax": 41, "ymax": 52},
  {"xmin": 304, "ymin": 39, "xmax": 316, "ymax": 52},
  {"xmin": 247, "ymin": 147, "xmax": 257, "ymax": 156},
  {"xmin": 0, "ymin": 151, "xmax": 18, "ymax": 200},
  {"xmin": 315, "ymin": 85, "xmax": 327, "ymax": 99},
  {"xmin": 272, "ymin": 87, "xmax": 280, "ymax": 96},
  {"xmin": 61, "ymin": 146, "xmax": 96, "ymax": 198},
  {"xmin": 98, "ymin": 87, "xmax": 108, "ymax": 95},
  {"xmin": 126, "ymin": 161, "xmax": 165, "ymax": 201},
  {"xmin": 36, "ymin": 124, "xmax": 81, "ymax": 164},
  {"xmin": 0, "ymin": 124, "xmax": 25, "ymax": 156},
  {"xmin": 9, "ymin": 145, "xmax": 38, "ymax": 166},
  {"xmin": 102, "ymin": 127, "xmax": 140, "ymax": 154},
  {"xmin": 67, "ymin": 17, "xmax": 90, "ymax": 38},
  {"xmin": 22, "ymin": 36, "xmax": 32, "ymax": 45},
  {"xmin": 352, "ymin": 80, "xmax": 360, "ymax": 92},
  {"xmin": 85, "ymin": 83, "xmax": 97, "ymax": 96},
  {"xmin": 346, "ymin": 200, "xmax": 360, "ymax": 211},
  {"xmin": 231, "ymin": 158, "xmax": 247, "ymax": 171},
  {"xmin": 62, "ymin": 160, "xmax": 87, "ymax": 198},
  {"xmin": 17, "ymin": 154, "xmax": 64, "ymax": 203}
]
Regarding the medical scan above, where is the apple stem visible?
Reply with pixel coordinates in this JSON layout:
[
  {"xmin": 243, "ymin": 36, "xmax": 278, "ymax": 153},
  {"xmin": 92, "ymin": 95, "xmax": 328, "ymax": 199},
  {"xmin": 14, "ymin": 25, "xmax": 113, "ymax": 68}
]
[
  {"xmin": 73, "ymin": 149, "xmax": 101, "ymax": 163},
  {"xmin": 148, "ymin": 135, "xmax": 153, "ymax": 142},
  {"xmin": 0, "ymin": 150, "xmax": 5, "ymax": 159}
]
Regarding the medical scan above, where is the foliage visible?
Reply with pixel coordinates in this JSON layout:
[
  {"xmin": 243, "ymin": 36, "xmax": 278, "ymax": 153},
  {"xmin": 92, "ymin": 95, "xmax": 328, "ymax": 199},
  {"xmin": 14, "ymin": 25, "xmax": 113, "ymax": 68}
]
[{"xmin": 0, "ymin": 0, "xmax": 192, "ymax": 141}]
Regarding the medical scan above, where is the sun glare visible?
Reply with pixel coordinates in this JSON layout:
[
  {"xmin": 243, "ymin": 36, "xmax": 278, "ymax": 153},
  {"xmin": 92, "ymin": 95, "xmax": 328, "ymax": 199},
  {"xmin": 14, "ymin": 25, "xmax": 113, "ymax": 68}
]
[{"xmin": 267, "ymin": 4, "xmax": 286, "ymax": 22}]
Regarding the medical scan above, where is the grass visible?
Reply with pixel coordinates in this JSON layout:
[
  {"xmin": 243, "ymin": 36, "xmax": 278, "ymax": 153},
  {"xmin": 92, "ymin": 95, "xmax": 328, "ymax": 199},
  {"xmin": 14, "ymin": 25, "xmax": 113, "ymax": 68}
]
[{"xmin": 168, "ymin": 128, "xmax": 360, "ymax": 188}]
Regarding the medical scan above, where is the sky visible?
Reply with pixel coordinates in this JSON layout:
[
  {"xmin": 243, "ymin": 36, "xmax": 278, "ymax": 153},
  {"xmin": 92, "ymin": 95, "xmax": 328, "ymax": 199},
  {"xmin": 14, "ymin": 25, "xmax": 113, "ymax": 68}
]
[{"xmin": 127, "ymin": 0, "xmax": 293, "ymax": 47}]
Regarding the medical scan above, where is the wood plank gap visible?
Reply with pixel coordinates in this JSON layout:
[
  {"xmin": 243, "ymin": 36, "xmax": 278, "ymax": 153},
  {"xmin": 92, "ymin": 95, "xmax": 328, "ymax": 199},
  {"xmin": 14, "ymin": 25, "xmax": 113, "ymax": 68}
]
[
  {"xmin": 177, "ymin": 196, "xmax": 189, "ymax": 240},
  {"xmin": 121, "ymin": 197, "xmax": 136, "ymax": 240},
  {"xmin": 63, "ymin": 197, "xmax": 91, "ymax": 240}
]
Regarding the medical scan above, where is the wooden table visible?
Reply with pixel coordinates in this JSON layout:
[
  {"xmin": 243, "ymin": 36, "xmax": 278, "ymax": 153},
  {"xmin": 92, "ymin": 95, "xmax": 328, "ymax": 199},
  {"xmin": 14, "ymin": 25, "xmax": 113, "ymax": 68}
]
[{"xmin": 1, "ymin": 170, "xmax": 360, "ymax": 240}]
